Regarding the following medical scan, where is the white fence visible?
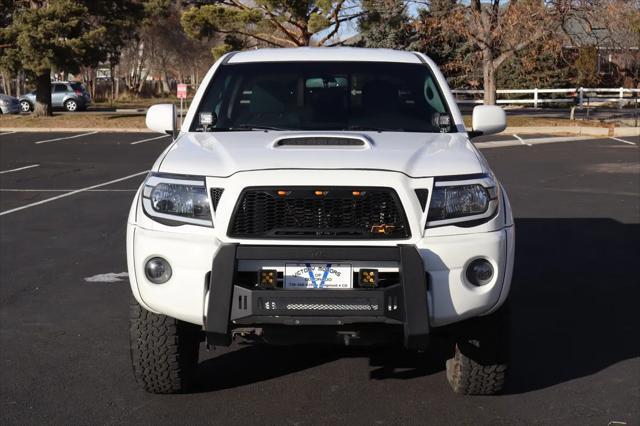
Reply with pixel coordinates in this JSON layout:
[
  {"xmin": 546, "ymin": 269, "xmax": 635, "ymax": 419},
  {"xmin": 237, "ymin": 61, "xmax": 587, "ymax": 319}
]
[{"xmin": 452, "ymin": 87, "xmax": 640, "ymax": 108}]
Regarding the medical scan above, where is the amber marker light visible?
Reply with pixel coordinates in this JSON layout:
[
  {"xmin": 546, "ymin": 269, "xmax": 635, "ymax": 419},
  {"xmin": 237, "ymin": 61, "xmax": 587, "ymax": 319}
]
[
  {"xmin": 260, "ymin": 269, "xmax": 277, "ymax": 288},
  {"xmin": 359, "ymin": 269, "xmax": 378, "ymax": 287},
  {"xmin": 314, "ymin": 190, "xmax": 328, "ymax": 196}
]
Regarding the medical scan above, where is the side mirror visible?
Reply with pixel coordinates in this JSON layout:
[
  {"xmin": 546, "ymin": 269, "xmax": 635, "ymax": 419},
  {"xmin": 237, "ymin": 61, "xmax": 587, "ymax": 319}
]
[
  {"xmin": 470, "ymin": 105, "xmax": 506, "ymax": 138},
  {"xmin": 146, "ymin": 104, "xmax": 176, "ymax": 136}
]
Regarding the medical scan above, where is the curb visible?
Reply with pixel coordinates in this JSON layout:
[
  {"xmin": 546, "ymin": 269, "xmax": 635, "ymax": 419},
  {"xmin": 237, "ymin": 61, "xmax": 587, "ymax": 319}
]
[{"xmin": 502, "ymin": 126, "xmax": 639, "ymax": 137}]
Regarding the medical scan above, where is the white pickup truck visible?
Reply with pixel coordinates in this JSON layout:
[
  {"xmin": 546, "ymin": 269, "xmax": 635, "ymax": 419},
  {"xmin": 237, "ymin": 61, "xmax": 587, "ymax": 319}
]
[{"xmin": 127, "ymin": 47, "xmax": 514, "ymax": 395}]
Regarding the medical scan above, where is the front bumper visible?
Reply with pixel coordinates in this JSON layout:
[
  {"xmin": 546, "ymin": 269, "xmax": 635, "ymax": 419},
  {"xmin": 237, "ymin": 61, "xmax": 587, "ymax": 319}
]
[
  {"xmin": 127, "ymin": 223, "xmax": 514, "ymax": 331},
  {"xmin": 206, "ymin": 245, "xmax": 429, "ymax": 349}
]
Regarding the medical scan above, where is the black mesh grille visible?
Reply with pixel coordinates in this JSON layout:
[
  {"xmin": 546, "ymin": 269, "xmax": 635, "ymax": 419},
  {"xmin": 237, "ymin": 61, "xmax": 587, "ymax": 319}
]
[
  {"xmin": 228, "ymin": 187, "xmax": 410, "ymax": 239},
  {"xmin": 210, "ymin": 188, "xmax": 224, "ymax": 211}
]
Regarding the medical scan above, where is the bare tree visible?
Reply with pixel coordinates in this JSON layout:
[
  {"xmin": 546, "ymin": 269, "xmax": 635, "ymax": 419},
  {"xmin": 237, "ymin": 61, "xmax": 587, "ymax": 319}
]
[
  {"xmin": 433, "ymin": 0, "xmax": 596, "ymax": 104},
  {"xmin": 597, "ymin": 0, "xmax": 640, "ymax": 87}
]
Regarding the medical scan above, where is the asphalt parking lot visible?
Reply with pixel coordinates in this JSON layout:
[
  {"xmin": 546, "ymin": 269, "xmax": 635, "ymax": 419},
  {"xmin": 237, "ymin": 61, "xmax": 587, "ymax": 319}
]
[{"xmin": 0, "ymin": 131, "xmax": 638, "ymax": 425}]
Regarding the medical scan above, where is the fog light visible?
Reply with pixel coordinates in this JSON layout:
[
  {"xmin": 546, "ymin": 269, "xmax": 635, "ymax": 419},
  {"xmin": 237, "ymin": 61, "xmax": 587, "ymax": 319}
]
[
  {"xmin": 260, "ymin": 269, "xmax": 277, "ymax": 288},
  {"xmin": 466, "ymin": 258, "xmax": 493, "ymax": 286},
  {"xmin": 359, "ymin": 269, "xmax": 378, "ymax": 288},
  {"xmin": 145, "ymin": 257, "xmax": 172, "ymax": 284}
]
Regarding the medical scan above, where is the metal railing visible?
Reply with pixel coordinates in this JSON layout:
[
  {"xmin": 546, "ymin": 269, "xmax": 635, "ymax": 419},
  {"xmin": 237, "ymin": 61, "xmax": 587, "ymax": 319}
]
[{"xmin": 452, "ymin": 87, "xmax": 639, "ymax": 108}]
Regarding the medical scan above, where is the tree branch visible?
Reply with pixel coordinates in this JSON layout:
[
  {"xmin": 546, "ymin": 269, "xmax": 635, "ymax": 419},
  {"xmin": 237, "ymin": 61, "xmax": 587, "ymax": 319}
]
[
  {"xmin": 316, "ymin": 0, "xmax": 346, "ymax": 46},
  {"xmin": 261, "ymin": 4, "xmax": 304, "ymax": 45}
]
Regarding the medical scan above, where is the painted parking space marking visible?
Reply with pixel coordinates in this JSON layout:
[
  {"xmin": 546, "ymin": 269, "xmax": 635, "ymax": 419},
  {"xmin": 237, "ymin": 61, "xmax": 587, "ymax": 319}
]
[
  {"xmin": 34, "ymin": 131, "xmax": 98, "ymax": 145},
  {"xmin": 609, "ymin": 137, "xmax": 636, "ymax": 146},
  {"xmin": 0, "ymin": 164, "xmax": 40, "ymax": 174},
  {"xmin": 84, "ymin": 272, "xmax": 128, "ymax": 283},
  {"xmin": 130, "ymin": 134, "xmax": 170, "ymax": 145},
  {"xmin": 0, "ymin": 170, "xmax": 148, "ymax": 216},
  {"xmin": 476, "ymin": 135, "xmax": 596, "ymax": 149},
  {"xmin": 0, "ymin": 131, "xmax": 17, "ymax": 136},
  {"xmin": 512, "ymin": 134, "xmax": 532, "ymax": 146}
]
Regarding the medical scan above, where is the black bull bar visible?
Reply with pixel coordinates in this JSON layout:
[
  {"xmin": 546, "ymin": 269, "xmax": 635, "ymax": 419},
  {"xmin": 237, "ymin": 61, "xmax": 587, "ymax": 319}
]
[{"xmin": 205, "ymin": 245, "xmax": 430, "ymax": 349}]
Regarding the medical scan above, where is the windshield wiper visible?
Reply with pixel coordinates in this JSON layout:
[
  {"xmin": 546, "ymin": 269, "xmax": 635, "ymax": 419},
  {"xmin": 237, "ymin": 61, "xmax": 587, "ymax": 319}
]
[
  {"xmin": 201, "ymin": 125, "xmax": 287, "ymax": 132},
  {"xmin": 230, "ymin": 124, "xmax": 287, "ymax": 131},
  {"xmin": 345, "ymin": 125, "xmax": 405, "ymax": 132}
]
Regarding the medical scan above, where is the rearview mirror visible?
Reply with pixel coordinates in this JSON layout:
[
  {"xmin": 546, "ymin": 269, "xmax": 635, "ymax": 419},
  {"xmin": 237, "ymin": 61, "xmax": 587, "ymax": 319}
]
[
  {"xmin": 146, "ymin": 104, "xmax": 176, "ymax": 136},
  {"xmin": 470, "ymin": 105, "xmax": 506, "ymax": 138}
]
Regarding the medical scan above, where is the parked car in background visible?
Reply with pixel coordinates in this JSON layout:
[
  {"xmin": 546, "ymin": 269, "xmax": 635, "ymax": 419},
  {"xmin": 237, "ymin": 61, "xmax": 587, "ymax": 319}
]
[
  {"xmin": 0, "ymin": 94, "xmax": 20, "ymax": 114},
  {"xmin": 19, "ymin": 81, "xmax": 91, "ymax": 112}
]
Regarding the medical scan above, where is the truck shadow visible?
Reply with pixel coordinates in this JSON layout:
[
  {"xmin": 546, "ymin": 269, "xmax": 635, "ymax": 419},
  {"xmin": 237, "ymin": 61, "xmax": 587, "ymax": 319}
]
[
  {"xmin": 194, "ymin": 218, "xmax": 639, "ymax": 394},
  {"xmin": 501, "ymin": 218, "xmax": 639, "ymax": 394}
]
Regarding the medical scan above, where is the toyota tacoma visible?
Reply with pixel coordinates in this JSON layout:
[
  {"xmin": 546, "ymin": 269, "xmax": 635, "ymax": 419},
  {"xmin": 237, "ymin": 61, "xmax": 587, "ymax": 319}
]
[{"xmin": 127, "ymin": 47, "xmax": 515, "ymax": 395}]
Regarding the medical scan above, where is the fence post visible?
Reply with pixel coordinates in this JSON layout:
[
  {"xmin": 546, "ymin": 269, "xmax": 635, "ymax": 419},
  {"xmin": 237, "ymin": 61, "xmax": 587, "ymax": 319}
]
[
  {"xmin": 578, "ymin": 87, "xmax": 584, "ymax": 108},
  {"xmin": 534, "ymin": 88, "xmax": 538, "ymax": 108},
  {"xmin": 619, "ymin": 87, "xmax": 624, "ymax": 109}
]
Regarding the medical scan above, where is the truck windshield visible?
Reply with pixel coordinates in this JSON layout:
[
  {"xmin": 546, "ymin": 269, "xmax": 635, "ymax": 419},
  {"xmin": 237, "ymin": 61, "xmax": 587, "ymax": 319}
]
[{"xmin": 192, "ymin": 61, "xmax": 454, "ymax": 133}]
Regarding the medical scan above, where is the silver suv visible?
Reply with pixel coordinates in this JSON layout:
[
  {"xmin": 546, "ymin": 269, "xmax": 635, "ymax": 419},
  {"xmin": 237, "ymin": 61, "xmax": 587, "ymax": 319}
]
[{"xmin": 19, "ymin": 81, "xmax": 91, "ymax": 112}]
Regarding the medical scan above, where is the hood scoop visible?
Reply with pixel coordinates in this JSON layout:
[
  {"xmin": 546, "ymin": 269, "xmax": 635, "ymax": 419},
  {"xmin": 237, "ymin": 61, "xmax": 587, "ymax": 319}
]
[{"xmin": 273, "ymin": 135, "xmax": 370, "ymax": 148}]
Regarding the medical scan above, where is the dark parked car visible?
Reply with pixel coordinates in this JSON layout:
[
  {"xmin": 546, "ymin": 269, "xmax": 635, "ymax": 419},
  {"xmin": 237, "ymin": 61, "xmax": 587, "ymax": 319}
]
[
  {"xmin": 19, "ymin": 81, "xmax": 91, "ymax": 112},
  {"xmin": 0, "ymin": 94, "xmax": 21, "ymax": 114}
]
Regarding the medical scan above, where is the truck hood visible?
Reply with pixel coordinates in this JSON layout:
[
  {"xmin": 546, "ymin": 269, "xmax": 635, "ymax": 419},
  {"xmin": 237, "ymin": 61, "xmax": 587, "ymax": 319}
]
[{"xmin": 157, "ymin": 131, "xmax": 484, "ymax": 178}]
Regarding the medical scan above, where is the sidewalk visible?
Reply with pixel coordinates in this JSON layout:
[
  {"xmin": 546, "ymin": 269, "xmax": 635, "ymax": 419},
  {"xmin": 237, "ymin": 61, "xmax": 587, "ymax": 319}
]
[{"xmin": 503, "ymin": 126, "xmax": 639, "ymax": 137}]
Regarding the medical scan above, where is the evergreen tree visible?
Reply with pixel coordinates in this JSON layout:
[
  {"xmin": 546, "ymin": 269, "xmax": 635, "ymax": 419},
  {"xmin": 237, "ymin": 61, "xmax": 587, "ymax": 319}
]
[
  {"xmin": 181, "ymin": 0, "xmax": 363, "ymax": 57},
  {"xmin": 358, "ymin": 0, "xmax": 415, "ymax": 50},
  {"xmin": 0, "ymin": 0, "xmax": 141, "ymax": 116}
]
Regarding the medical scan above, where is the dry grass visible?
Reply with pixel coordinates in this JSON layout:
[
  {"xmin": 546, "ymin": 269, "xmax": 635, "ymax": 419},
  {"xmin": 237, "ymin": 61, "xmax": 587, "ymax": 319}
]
[
  {"xmin": 0, "ymin": 113, "xmax": 146, "ymax": 129},
  {"xmin": 92, "ymin": 97, "xmax": 182, "ymax": 110}
]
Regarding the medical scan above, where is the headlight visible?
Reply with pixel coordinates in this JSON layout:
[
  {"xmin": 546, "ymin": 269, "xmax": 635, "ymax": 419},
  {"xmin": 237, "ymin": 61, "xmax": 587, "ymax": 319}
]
[
  {"xmin": 141, "ymin": 173, "xmax": 214, "ymax": 226},
  {"xmin": 0, "ymin": 99, "xmax": 8, "ymax": 106},
  {"xmin": 426, "ymin": 176, "xmax": 499, "ymax": 227}
]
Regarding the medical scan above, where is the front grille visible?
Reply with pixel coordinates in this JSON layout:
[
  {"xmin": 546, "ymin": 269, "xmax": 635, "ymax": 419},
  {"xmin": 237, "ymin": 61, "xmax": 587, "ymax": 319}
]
[{"xmin": 228, "ymin": 187, "xmax": 410, "ymax": 239}]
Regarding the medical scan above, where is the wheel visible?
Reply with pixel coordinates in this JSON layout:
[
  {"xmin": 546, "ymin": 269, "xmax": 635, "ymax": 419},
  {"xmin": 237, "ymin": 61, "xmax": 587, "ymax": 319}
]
[
  {"xmin": 20, "ymin": 100, "xmax": 32, "ymax": 113},
  {"xmin": 64, "ymin": 99, "xmax": 78, "ymax": 112},
  {"xmin": 446, "ymin": 304, "xmax": 509, "ymax": 395},
  {"xmin": 129, "ymin": 300, "xmax": 201, "ymax": 394}
]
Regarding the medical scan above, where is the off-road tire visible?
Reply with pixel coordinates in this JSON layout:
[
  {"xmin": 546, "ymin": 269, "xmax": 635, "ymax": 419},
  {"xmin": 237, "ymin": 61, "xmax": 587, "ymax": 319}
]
[
  {"xmin": 129, "ymin": 301, "xmax": 201, "ymax": 394},
  {"xmin": 446, "ymin": 304, "xmax": 509, "ymax": 395}
]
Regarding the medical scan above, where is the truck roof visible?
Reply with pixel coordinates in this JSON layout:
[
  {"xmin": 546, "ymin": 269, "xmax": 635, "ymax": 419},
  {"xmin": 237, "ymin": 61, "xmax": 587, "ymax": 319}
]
[{"xmin": 227, "ymin": 47, "xmax": 422, "ymax": 64}]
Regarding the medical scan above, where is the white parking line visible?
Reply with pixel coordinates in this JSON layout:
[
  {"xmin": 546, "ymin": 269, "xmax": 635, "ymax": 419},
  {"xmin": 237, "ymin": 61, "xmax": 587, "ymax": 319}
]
[
  {"xmin": 84, "ymin": 272, "xmax": 128, "ymax": 283},
  {"xmin": 0, "ymin": 164, "xmax": 40, "ymax": 174},
  {"xmin": 130, "ymin": 134, "xmax": 170, "ymax": 145},
  {"xmin": 0, "ymin": 170, "xmax": 148, "ymax": 216},
  {"xmin": 34, "ymin": 131, "xmax": 98, "ymax": 145},
  {"xmin": 476, "ymin": 135, "xmax": 596, "ymax": 149},
  {"xmin": 0, "ymin": 131, "xmax": 17, "ymax": 136},
  {"xmin": 609, "ymin": 137, "xmax": 636, "ymax": 146},
  {"xmin": 512, "ymin": 134, "xmax": 532, "ymax": 146}
]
